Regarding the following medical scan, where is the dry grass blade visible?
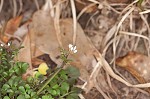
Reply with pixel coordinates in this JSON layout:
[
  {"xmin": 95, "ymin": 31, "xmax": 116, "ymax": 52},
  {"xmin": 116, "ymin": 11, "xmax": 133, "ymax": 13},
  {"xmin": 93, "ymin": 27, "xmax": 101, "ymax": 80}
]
[
  {"xmin": 87, "ymin": 0, "xmax": 99, "ymax": 4},
  {"xmin": 34, "ymin": 0, "xmax": 39, "ymax": 10},
  {"xmin": 18, "ymin": 0, "xmax": 23, "ymax": 15},
  {"xmin": 139, "ymin": 9, "xmax": 150, "ymax": 14},
  {"xmin": 54, "ymin": 1, "xmax": 62, "ymax": 47},
  {"xmin": 140, "ymin": 14, "xmax": 150, "ymax": 55},
  {"xmin": 94, "ymin": 79, "xmax": 110, "ymax": 99},
  {"xmin": 0, "ymin": 0, "xmax": 4, "ymax": 14},
  {"xmin": 42, "ymin": 0, "xmax": 54, "ymax": 17},
  {"xmin": 12, "ymin": 0, "xmax": 17, "ymax": 17},
  {"xmin": 102, "ymin": 25, "xmax": 117, "ymax": 51},
  {"xmin": 140, "ymin": 14, "xmax": 150, "ymax": 36},
  {"xmin": 103, "ymin": 1, "xmax": 121, "ymax": 14},
  {"xmin": 112, "ymin": 7, "xmax": 134, "ymax": 64},
  {"xmin": 70, "ymin": 0, "xmax": 77, "ymax": 45},
  {"xmin": 98, "ymin": 50, "xmax": 150, "ymax": 88},
  {"xmin": 120, "ymin": 0, "xmax": 139, "ymax": 15},
  {"xmin": 77, "ymin": 3, "xmax": 97, "ymax": 20},
  {"xmin": 119, "ymin": 31, "xmax": 150, "ymax": 41},
  {"xmin": 82, "ymin": 62, "xmax": 102, "ymax": 93},
  {"xmin": 78, "ymin": 94, "xmax": 85, "ymax": 99}
]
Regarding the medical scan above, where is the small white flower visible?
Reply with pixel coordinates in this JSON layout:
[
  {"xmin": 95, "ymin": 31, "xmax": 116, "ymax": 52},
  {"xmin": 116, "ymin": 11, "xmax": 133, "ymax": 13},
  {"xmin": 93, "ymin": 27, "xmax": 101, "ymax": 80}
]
[
  {"xmin": 68, "ymin": 44, "xmax": 77, "ymax": 53},
  {"xmin": 73, "ymin": 49, "xmax": 77, "ymax": 53},
  {"xmin": 0, "ymin": 44, "xmax": 4, "ymax": 47},
  {"xmin": 7, "ymin": 43, "xmax": 10, "ymax": 46},
  {"xmin": 69, "ymin": 44, "xmax": 73, "ymax": 49}
]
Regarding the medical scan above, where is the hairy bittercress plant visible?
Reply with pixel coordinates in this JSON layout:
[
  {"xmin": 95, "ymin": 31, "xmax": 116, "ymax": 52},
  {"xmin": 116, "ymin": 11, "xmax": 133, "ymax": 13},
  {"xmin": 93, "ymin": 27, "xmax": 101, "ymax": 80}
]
[{"xmin": 0, "ymin": 43, "xmax": 81, "ymax": 99}]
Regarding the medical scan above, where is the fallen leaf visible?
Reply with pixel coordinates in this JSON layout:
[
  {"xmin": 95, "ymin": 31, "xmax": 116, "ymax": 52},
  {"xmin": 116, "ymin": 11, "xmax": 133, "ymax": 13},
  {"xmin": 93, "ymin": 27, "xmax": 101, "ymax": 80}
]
[
  {"xmin": 5, "ymin": 16, "xmax": 23, "ymax": 35},
  {"xmin": 17, "ymin": 32, "xmax": 33, "ymax": 79},
  {"xmin": 1, "ymin": 16, "xmax": 23, "ymax": 43},
  {"xmin": 116, "ymin": 51, "xmax": 150, "ymax": 93},
  {"xmin": 14, "ymin": 20, "xmax": 31, "ymax": 38},
  {"xmin": 32, "ymin": 58, "xmax": 44, "ymax": 66}
]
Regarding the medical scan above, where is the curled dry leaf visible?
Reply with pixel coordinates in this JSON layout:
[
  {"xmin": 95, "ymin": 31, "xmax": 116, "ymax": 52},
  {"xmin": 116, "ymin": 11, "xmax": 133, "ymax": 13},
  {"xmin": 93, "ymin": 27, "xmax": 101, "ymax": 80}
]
[
  {"xmin": 1, "ymin": 16, "xmax": 23, "ymax": 43},
  {"xmin": 5, "ymin": 15, "xmax": 23, "ymax": 35},
  {"xmin": 116, "ymin": 51, "xmax": 150, "ymax": 93}
]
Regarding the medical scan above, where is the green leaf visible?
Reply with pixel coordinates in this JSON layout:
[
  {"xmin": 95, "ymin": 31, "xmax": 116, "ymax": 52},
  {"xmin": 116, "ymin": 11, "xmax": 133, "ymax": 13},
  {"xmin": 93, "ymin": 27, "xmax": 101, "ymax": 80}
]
[
  {"xmin": 52, "ymin": 84, "xmax": 59, "ymax": 89},
  {"xmin": 27, "ymin": 76, "xmax": 34, "ymax": 83},
  {"xmin": 56, "ymin": 88, "xmax": 61, "ymax": 95},
  {"xmin": 61, "ymin": 82, "xmax": 69, "ymax": 91},
  {"xmin": 49, "ymin": 80, "xmax": 57, "ymax": 87},
  {"xmin": 35, "ymin": 71, "xmax": 42, "ymax": 78},
  {"xmin": 2, "ymin": 72, "xmax": 8, "ymax": 77},
  {"xmin": 14, "ymin": 67, "xmax": 20, "ymax": 75},
  {"xmin": 21, "ymin": 62, "xmax": 29, "ymax": 73},
  {"xmin": 71, "ymin": 87, "xmax": 82, "ymax": 94},
  {"xmin": 42, "ymin": 95, "xmax": 53, "ymax": 99},
  {"xmin": 25, "ymin": 84, "xmax": 30, "ymax": 90},
  {"xmin": 2, "ymin": 84, "xmax": 10, "ymax": 90},
  {"xmin": 9, "ymin": 68, "xmax": 15, "ymax": 75},
  {"xmin": 31, "ymin": 92, "xmax": 36, "ymax": 97},
  {"xmin": 18, "ymin": 86, "xmax": 26, "ymax": 94},
  {"xmin": 14, "ymin": 62, "xmax": 28, "ymax": 75},
  {"xmin": 6, "ymin": 89, "xmax": 13, "ymax": 93},
  {"xmin": 67, "ymin": 78, "xmax": 76, "ymax": 85},
  {"xmin": 66, "ymin": 66, "xmax": 80, "ymax": 79},
  {"xmin": 51, "ymin": 90, "xmax": 57, "ymax": 96},
  {"xmin": 8, "ymin": 76, "xmax": 16, "ymax": 87},
  {"xmin": 60, "ymin": 74, "xmax": 68, "ymax": 80},
  {"xmin": 13, "ymin": 77, "xmax": 22, "ymax": 87},
  {"xmin": 17, "ymin": 95, "xmax": 26, "ymax": 99},
  {"xmin": 25, "ymin": 94, "xmax": 30, "ymax": 98},
  {"xmin": 59, "ymin": 70, "xmax": 67, "ymax": 75},
  {"xmin": 48, "ymin": 89, "xmax": 57, "ymax": 96},
  {"xmin": 3, "ymin": 96, "xmax": 10, "ymax": 99},
  {"xmin": 66, "ymin": 93, "xmax": 79, "ymax": 99}
]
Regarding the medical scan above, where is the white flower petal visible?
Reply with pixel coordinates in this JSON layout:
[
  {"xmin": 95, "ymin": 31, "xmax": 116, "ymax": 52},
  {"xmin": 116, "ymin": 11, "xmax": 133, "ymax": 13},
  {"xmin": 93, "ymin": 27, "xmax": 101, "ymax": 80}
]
[
  {"xmin": 74, "ymin": 50, "xmax": 77, "ymax": 53},
  {"xmin": 73, "ymin": 46, "xmax": 76, "ymax": 50},
  {"xmin": 1, "ymin": 44, "xmax": 4, "ymax": 47},
  {"xmin": 7, "ymin": 43, "xmax": 10, "ymax": 46},
  {"xmin": 70, "ymin": 47, "xmax": 74, "ymax": 51},
  {"xmin": 69, "ymin": 44, "xmax": 73, "ymax": 49}
]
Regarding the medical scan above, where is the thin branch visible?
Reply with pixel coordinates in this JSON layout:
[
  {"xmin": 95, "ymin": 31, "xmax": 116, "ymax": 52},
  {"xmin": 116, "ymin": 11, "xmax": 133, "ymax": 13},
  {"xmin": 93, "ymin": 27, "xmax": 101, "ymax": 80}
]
[
  {"xmin": 0, "ymin": 0, "xmax": 4, "ymax": 14},
  {"xmin": 13, "ymin": 0, "xmax": 17, "ymax": 17}
]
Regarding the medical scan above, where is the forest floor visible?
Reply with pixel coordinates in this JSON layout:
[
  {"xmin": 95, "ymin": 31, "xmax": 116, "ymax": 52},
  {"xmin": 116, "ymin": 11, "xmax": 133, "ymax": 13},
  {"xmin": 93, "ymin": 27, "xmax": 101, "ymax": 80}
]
[{"xmin": 0, "ymin": 0, "xmax": 150, "ymax": 99}]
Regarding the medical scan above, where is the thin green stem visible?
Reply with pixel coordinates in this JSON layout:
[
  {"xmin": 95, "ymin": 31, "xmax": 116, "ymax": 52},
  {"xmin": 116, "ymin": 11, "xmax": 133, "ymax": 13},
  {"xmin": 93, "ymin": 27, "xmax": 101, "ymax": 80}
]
[
  {"xmin": 37, "ymin": 50, "xmax": 69, "ymax": 95},
  {"xmin": 37, "ymin": 67, "xmax": 62, "ymax": 95},
  {"xmin": 60, "ymin": 91, "xmax": 75, "ymax": 98}
]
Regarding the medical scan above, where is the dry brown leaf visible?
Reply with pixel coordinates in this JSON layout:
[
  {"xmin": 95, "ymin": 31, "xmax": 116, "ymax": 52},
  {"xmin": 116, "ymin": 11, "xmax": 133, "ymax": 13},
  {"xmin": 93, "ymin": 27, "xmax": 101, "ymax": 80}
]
[
  {"xmin": 116, "ymin": 51, "xmax": 150, "ymax": 93},
  {"xmin": 1, "ymin": 16, "xmax": 23, "ymax": 43},
  {"xmin": 17, "ymin": 32, "xmax": 33, "ymax": 79},
  {"xmin": 32, "ymin": 58, "xmax": 44, "ymax": 67},
  {"xmin": 5, "ymin": 15, "xmax": 23, "ymax": 35},
  {"xmin": 14, "ymin": 20, "xmax": 31, "ymax": 38}
]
